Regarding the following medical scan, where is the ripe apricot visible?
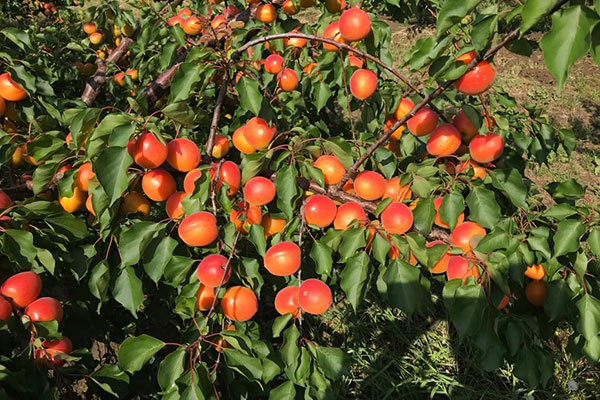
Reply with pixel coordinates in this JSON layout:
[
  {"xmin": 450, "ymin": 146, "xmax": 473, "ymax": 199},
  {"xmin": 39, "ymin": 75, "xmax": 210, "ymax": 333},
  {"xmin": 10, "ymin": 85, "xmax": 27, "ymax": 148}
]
[
  {"xmin": 196, "ymin": 284, "xmax": 215, "ymax": 311},
  {"xmin": 0, "ymin": 271, "xmax": 42, "ymax": 308},
  {"xmin": 142, "ymin": 169, "xmax": 176, "ymax": 201},
  {"xmin": 243, "ymin": 177, "xmax": 276, "ymax": 206},
  {"xmin": 86, "ymin": 194, "xmax": 95, "ymax": 216},
  {"xmin": 182, "ymin": 16, "xmax": 202, "ymax": 35},
  {"xmin": 407, "ymin": 106, "xmax": 438, "ymax": 136},
  {"xmin": 274, "ymin": 286, "xmax": 300, "ymax": 317},
  {"xmin": 261, "ymin": 215, "xmax": 287, "ymax": 237},
  {"xmin": 197, "ymin": 254, "xmax": 232, "ymax": 288},
  {"xmin": 168, "ymin": 15, "xmax": 184, "ymax": 26},
  {"xmin": 449, "ymin": 221, "xmax": 486, "ymax": 253},
  {"xmin": 75, "ymin": 162, "xmax": 95, "ymax": 192},
  {"xmin": 433, "ymin": 197, "xmax": 465, "ymax": 229},
  {"xmin": 42, "ymin": 337, "xmax": 72, "ymax": 366},
  {"xmin": 453, "ymin": 110, "xmax": 479, "ymax": 142},
  {"xmin": 384, "ymin": 116, "xmax": 405, "ymax": 140},
  {"xmin": 83, "ymin": 22, "xmax": 97, "ymax": 34},
  {"xmin": 0, "ymin": 296, "xmax": 11, "ymax": 321},
  {"xmin": 526, "ymin": 280, "xmax": 546, "ymax": 306},
  {"xmin": 89, "ymin": 32, "xmax": 103, "ymax": 45},
  {"xmin": 354, "ymin": 170, "xmax": 386, "ymax": 201},
  {"xmin": 339, "ymin": 8, "xmax": 371, "ymax": 42},
  {"xmin": 167, "ymin": 138, "xmax": 201, "ymax": 172},
  {"xmin": 446, "ymin": 256, "xmax": 479, "ymax": 282},
  {"xmin": 178, "ymin": 212, "xmax": 219, "ymax": 246},
  {"xmin": 183, "ymin": 169, "xmax": 203, "ymax": 194},
  {"xmin": 133, "ymin": 133, "xmax": 168, "ymax": 169},
  {"xmin": 59, "ymin": 186, "xmax": 87, "ymax": 213},
  {"xmin": 304, "ymin": 195, "xmax": 337, "ymax": 228},
  {"xmin": 426, "ymin": 123, "xmax": 462, "ymax": 157},
  {"xmin": 322, "ymin": 21, "xmax": 346, "ymax": 51},
  {"xmin": 230, "ymin": 201, "xmax": 262, "ymax": 233},
  {"xmin": 383, "ymin": 177, "xmax": 412, "ymax": 202},
  {"xmin": 325, "ymin": 0, "xmax": 346, "ymax": 13},
  {"xmin": 232, "ymin": 126, "xmax": 256, "ymax": 154},
  {"xmin": 243, "ymin": 117, "xmax": 276, "ymax": 150},
  {"xmin": 212, "ymin": 161, "xmax": 242, "ymax": 196},
  {"xmin": 298, "ymin": 279, "xmax": 332, "ymax": 315},
  {"xmin": 0, "ymin": 73, "xmax": 27, "ymax": 101},
  {"xmin": 221, "ymin": 286, "xmax": 258, "ymax": 321},
  {"xmin": 279, "ymin": 68, "xmax": 298, "ymax": 92},
  {"xmin": 313, "ymin": 155, "xmax": 345, "ymax": 185},
  {"xmin": 264, "ymin": 54, "xmax": 284, "ymax": 74},
  {"xmin": 212, "ymin": 135, "xmax": 230, "ymax": 159},
  {"xmin": 348, "ymin": 55, "xmax": 364, "ymax": 68},
  {"xmin": 11, "ymin": 146, "xmax": 23, "ymax": 167},
  {"xmin": 469, "ymin": 133, "xmax": 504, "ymax": 164},
  {"xmin": 426, "ymin": 241, "xmax": 451, "ymax": 274},
  {"xmin": 525, "ymin": 264, "xmax": 546, "ymax": 280},
  {"xmin": 211, "ymin": 15, "xmax": 226, "ymax": 30},
  {"xmin": 256, "ymin": 4, "xmax": 277, "ymax": 23},
  {"xmin": 120, "ymin": 192, "xmax": 150, "ymax": 217},
  {"xmin": 0, "ymin": 190, "xmax": 12, "ymax": 209},
  {"xmin": 284, "ymin": 35, "xmax": 307, "ymax": 48},
  {"xmin": 454, "ymin": 51, "xmax": 496, "ymax": 95},
  {"xmin": 25, "ymin": 297, "xmax": 63, "ymax": 322},
  {"xmin": 350, "ymin": 69, "xmax": 377, "ymax": 100},
  {"xmin": 165, "ymin": 191, "xmax": 186, "ymax": 220},
  {"xmin": 381, "ymin": 202, "xmax": 413, "ymax": 235},
  {"xmin": 264, "ymin": 241, "xmax": 301, "ymax": 276},
  {"xmin": 333, "ymin": 202, "xmax": 367, "ymax": 230}
]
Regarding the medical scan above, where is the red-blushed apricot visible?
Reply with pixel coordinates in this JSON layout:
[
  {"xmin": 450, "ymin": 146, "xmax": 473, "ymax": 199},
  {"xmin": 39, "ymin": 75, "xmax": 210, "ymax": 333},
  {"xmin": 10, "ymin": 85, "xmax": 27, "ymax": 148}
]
[
  {"xmin": 470, "ymin": 161, "xmax": 487, "ymax": 180},
  {"xmin": 526, "ymin": 280, "xmax": 546, "ymax": 306},
  {"xmin": 394, "ymin": 97, "xmax": 413, "ymax": 122},
  {"xmin": 407, "ymin": 106, "xmax": 438, "ymax": 136},
  {"xmin": 453, "ymin": 110, "xmax": 479, "ymax": 142},
  {"xmin": 25, "ymin": 297, "xmax": 63, "ymax": 322},
  {"xmin": 298, "ymin": 279, "xmax": 332, "ymax": 315},
  {"xmin": 11, "ymin": 145, "xmax": 23, "ymax": 167},
  {"xmin": 313, "ymin": 155, "xmax": 346, "ymax": 185},
  {"xmin": 178, "ymin": 8, "xmax": 192, "ymax": 18},
  {"xmin": 343, "ymin": 179, "xmax": 354, "ymax": 194},
  {"xmin": 446, "ymin": 256, "xmax": 479, "ymax": 282},
  {"xmin": 0, "ymin": 190, "xmax": 12, "ymax": 209},
  {"xmin": 256, "ymin": 4, "xmax": 277, "ymax": 23},
  {"xmin": 383, "ymin": 177, "xmax": 412, "ymax": 202},
  {"xmin": 334, "ymin": 202, "xmax": 367, "ymax": 230},
  {"xmin": 179, "ymin": 212, "xmax": 218, "ymax": 246},
  {"xmin": 142, "ymin": 169, "xmax": 176, "ymax": 201},
  {"xmin": 433, "ymin": 197, "xmax": 465, "ymax": 229},
  {"xmin": 196, "ymin": 254, "xmax": 232, "ymax": 288},
  {"xmin": 59, "ymin": 186, "xmax": 87, "ymax": 213},
  {"xmin": 89, "ymin": 32, "xmax": 103, "ymax": 45},
  {"xmin": 221, "ymin": 286, "xmax": 258, "ymax": 321},
  {"xmin": 183, "ymin": 169, "xmax": 203, "ymax": 194},
  {"xmin": 182, "ymin": 16, "xmax": 202, "ymax": 35},
  {"xmin": 322, "ymin": 21, "xmax": 346, "ymax": 51},
  {"xmin": 281, "ymin": 0, "xmax": 299, "ymax": 14},
  {"xmin": 169, "ymin": 15, "xmax": 184, "ymax": 26},
  {"xmin": 0, "ymin": 271, "xmax": 42, "ymax": 309},
  {"xmin": 325, "ymin": 0, "xmax": 346, "ymax": 13},
  {"xmin": 469, "ymin": 133, "xmax": 504, "ymax": 164},
  {"xmin": 120, "ymin": 192, "xmax": 150, "ymax": 217},
  {"xmin": 381, "ymin": 202, "xmax": 413, "ymax": 235},
  {"xmin": 339, "ymin": 8, "xmax": 371, "ymax": 42},
  {"xmin": 525, "ymin": 264, "xmax": 546, "ymax": 280},
  {"xmin": 449, "ymin": 221, "xmax": 486, "ymax": 253},
  {"xmin": 348, "ymin": 55, "xmax": 364, "ymax": 68},
  {"xmin": 126, "ymin": 68, "xmax": 138, "ymax": 80},
  {"xmin": 350, "ymin": 69, "xmax": 377, "ymax": 100},
  {"xmin": 426, "ymin": 240, "xmax": 451, "ymax": 274},
  {"xmin": 279, "ymin": 68, "xmax": 298, "ymax": 92},
  {"xmin": 212, "ymin": 135, "xmax": 230, "ymax": 159},
  {"xmin": 454, "ymin": 51, "xmax": 496, "ymax": 95},
  {"xmin": 126, "ymin": 137, "xmax": 137, "ymax": 157},
  {"xmin": 167, "ymin": 138, "xmax": 201, "ymax": 172},
  {"xmin": 232, "ymin": 126, "xmax": 256, "ymax": 154},
  {"xmin": 384, "ymin": 116, "xmax": 405, "ymax": 140},
  {"xmin": 243, "ymin": 176, "xmax": 276, "ymax": 206},
  {"xmin": 426, "ymin": 123, "xmax": 462, "ymax": 157},
  {"xmin": 196, "ymin": 284, "xmax": 215, "ymax": 311},
  {"xmin": 75, "ymin": 162, "xmax": 94, "ymax": 192},
  {"xmin": 354, "ymin": 170, "xmax": 386, "ymax": 201},
  {"xmin": 264, "ymin": 241, "xmax": 301, "ymax": 276},
  {"xmin": 304, "ymin": 195, "xmax": 337, "ymax": 228},
  {"xmin": 211, "ymin": 15, "xmax": 225, "ymax": 30},
  {"xmin": 497, "ymin": 294, "xmax": 510, "ymax": 310},
  {"xmin": 264, "ymin": 54, "xmax": 284, "ymax": 74},
  {"xmin": 0, "ymin": 73, "xmax": 27, "ymax": 101},
  {"xmin": 133, "ymin": 133, "xmax": 168, "ymax": 169},
  {"xmin": 42, "ymin": 337, "xmax": 73, "ymax": 366},
  {"xmin": 86, "ymin": 194, "xmax": 95, "ymax": 216},
  {"xmin": 284, "ymin": 34, "xmax": 308, "ymax": 48},
  {"xmin": 0, "ymin": 296, "xmax": 11, "ymax": 321},
  {"xmin": 230, "ymin": 201, "xmax": 262, "ymax": 233},
  {"xmin": 243, "ymin": 117, "xmax": 276, "ymax": 150},
  {"xmin": 165, "ymin": 191, "xmax": 187, "ymax": 220},
  {"xmin": 275, "ymin": 286, "xmax": 300, "ymax": 317},
  {"xmin": 83, "ymin": 22, "xmax": 96, "ymax": 34},
  {"xmin": 261, "ymin": 215, "xmax": 287, "ymax": 238},
  {"xmin": 213, "ymin": 161, "xmax": 242, "ymax": 196}
]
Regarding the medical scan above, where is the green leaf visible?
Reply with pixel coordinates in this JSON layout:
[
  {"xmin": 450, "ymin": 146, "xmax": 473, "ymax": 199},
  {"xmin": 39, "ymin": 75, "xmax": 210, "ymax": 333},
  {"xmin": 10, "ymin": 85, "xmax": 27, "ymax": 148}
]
[
  {"xmin": 170, "ymin": 63, "xmax": 203, "ymax": 103},
  {"xmin": 249, "ymin": 224, "xmax": 267, "ymax": 256},
  {"xmin": 237, "ymin": 77, "xmax": 262, "ymax": 116},
  {"xmin": 281, "ymin": 325, "xmax": 300, "ymax": 369},
  {"xmin": 32, "ymin": 162, "xmax": 59, "ymax": 195},
  {"xmin": 490, "ymin": 169, "xmax": 528, "ymax": 208},
  {"xmin": 90, "ymin": 365, "xmax": 130, "ymax": 398},
  {"xmin": 89, "ymin": 261, "xmax": 110, "ymax": 304},
  {"xmin": 118, "ymin": 222, "xmax": 161, "ymax": 267},
  {"xmin": 412, "ymin": 197, "xmax": 435, "ymax": 234},
  {"xmin": 180, "ymin": 383, "xmax": 206, "ymax": 400},
  {"xmin": 576, "ymin": 294, "xmax": 600, "ymax": 341},
  {"xmin": 223, "ymin": 349, "xmax": 263, "ymax": 382},
  {"xmin": 275, "ymin": 165, "xmax": 299, "ymax": 219},
  {"xmin": 1, "ymin": 27, "xmax": 33, "ymax": 51},
  {"xmin": 162, "ymin": 102, "xmax": 195, "ymax": 127},
  {"xmin": 340, "ymin": 252, "xmax": 370, "ymax": 312},
  {"xmin": 33, "ymin": 320, "xmax": 62, "ymax": 341},
  {"xmin": 36, "ymin": 248, "xmax": 55, "ymax": 275},
  {"xmin": 94, "ymin": 147, "xmax": 133, "ymax": 206},
  {"xmin": 338, "ymin": 228, "xmax": 366, "ymax": 262},
  {"xmin": 475, "ymin": 230, "xmax": 509, "ymax": 253},
  {"xmin": 466, "ymin": 186, "xmax": 501, "ymax": 229},
  {"xmin": 372, "ymin": 232, "xmax": 392, "ymax": 265},
  {"xmin": 313, "ymin": 81, "xmax": 331, "ymax": 113},
  {"xmin": 472, "ymin": 14, "xmax": 498, "ymax": 52},
  {"xmin": 158, "ymin": 348, "xmax": 186, "ymax": 391},
  {"xmin": 112, "ymin": 266, "xmax": 144, "ymax": 317},
  {"xmin": 553, "ymin": 219, "xmax": 586, "ymax": 257},
  {"xmin": 118, "ymin": 334, "xmax": 165, "ymax": 373},
  {"xmin": 539, "ymin": 6, "xmax": 599, "ymax": 88},
  {"xmin": 521, "ymin": 0, "xmax": 558, "ymax": 35},
  {"xmin": 142, "ymin": 235, "xmax": 177, "ymax": 284},
  {"xmin": 314, "ymin": 346, "xmax": 350, "ymax": 380},
  {"xmin": 310, "ymin": 241, "xmax": 333, "ymax": 277},
  {"xmin": 269, "ymin": 381, "xmax": 296, "ymax": 400},
  {"xmin": 383, "ymin": 260, "xmax": 430, "ymax": 316},
  {"xmin": 436, "ymin": 0, "xmax": 483, "ymax": 36},
  {"xmin": 2, "ymin": 229, "xmax": 37, "ymax": 268},
  {"xmin": 46, "ymin": 214, "xmax": 89, "ymax": 240},
  {"xmin": 545, "ymin": 280, "xmax": 572, "ymax": 321},
  {"xmin": 439, "ymin": 192, "xmax": 465, "ymax": 231},
  {"xmin": 588, "ymin": 228, "xmax": 600, "ymax": 259},
  {"xmin": 446, "ymin": 283, "xmax": 487, "ymax": 338},
  {"xmin": 272, "ymin": 313, "xmax": 293, "ymax": 338}
]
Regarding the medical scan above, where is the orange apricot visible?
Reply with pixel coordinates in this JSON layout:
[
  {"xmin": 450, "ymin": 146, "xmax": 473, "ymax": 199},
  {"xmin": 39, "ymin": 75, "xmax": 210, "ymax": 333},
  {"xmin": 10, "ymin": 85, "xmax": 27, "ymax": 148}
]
[
  {"xmin": 232, "ymin": 126, "xmax": 256, "ymax": 154},
  {"xmin": 469, "ymin": 133, "xmax": 504, "ymax": 164},
  {"xmin": 0, "ymin": 73, "xmax": 27, "ymax": 101},
  {"xmin": 230, "ymin": 201, "xmax": 262, "ymax": 233},
  {"xmin": 333, "ymin": 202, "xmax": 367, "ymax": 230},
  {"xmin": 304, "ymin": 195, "xmax": 337, "ymax": 228},
  {"xmin": 322, "ymin": 21, "xmax": 346, "ymax": 51},
  {"xmin": 261, "ymin": 215, "xmax": 287, "ymax": 237},
  {"xmin": 196, "ymin": 284, "xmax": 215, "ymax": 311},
  {"xmin": 339, "ymin": 8, "xmax": 371, "ymax": 42},
  {"xmin": 446, "ymin": 255, "xmax": 479, "ymax": 282},
  {"xmin": 59, "ymin": 186, "xmax": 86, "ymax": 212},
  {"xmin": 382, "ymin": 177, "xmax": 412, "ymax": 202},
  {"xmin": 178, "ymin": 212, "xmax": 219, "ymax": 246},
  {"xmin": 212, "ymin": 135, "xmax": 230, "ymax": 159},
  {"xmin": 212, "ymin": 161, "xmax": 241, "ymax": 196},
  {"xmin": 75, "ymin": 162, "xmax": 95, "ymax": 192},
  {"xmin": 243, "ymin": 117, "xmax": 276, "ymax": 150},
  {"xmin": 350, "ymin": 69, "xmax": 377, "ymax": 100},
  {"xmin": 182, "ymin": 16, "xmax": 202, "ymax": 35},
  {"xmin": 313, "ymin": 155, "xmax": 346, "ymax": 185},
  {"xmin": 264, "ymin": 241, "xmax": 301, "ymax": 276},
  {"xmin": 433, "ymin": 197, "xmax": 465, "ymax": 229},
  {"xmin": 274, "ymin": 286, "xmax": 300, "ymax": 317},
  {"xmin": 282, "ymin": 0, "xmax": 299, "ymax": 15},
  {"xmin": 120, "ymin": 192, "xmax": 150, "ymax": 217},
  {"xmin": 86, "ymin": 194, "xmax": 95, "ymax": 216},
  {"xmin": 167, "ymin": 138, "xmax": 201, "ymax": 172},
  {"xmin": 243, "ymin": 177, "xmax": 276, "ymax": 206},
  {"xmin": 325, "ymin": 0, "xmax": 346, "ymax": 13},
  {"xmin": 0, "ymin": 271, "xmax": 42, "ymax": 308},
  {"xmin": 454, "ymin": 51, "xmax": 496, "ymax": 95},
  {"xmin": 142, "ymin": 169, "xmax": 176, "ymax": 201},
  {"xmin": 449, "ymin": 221, "xmax": 486, "ymax": 253},
  {"xmin": 348, "ymin": 55, "xmax": 363, "ymax": 68},
  {"xmin": 165, "ymin": 191, "xmax": 187, "ymax": 219},
  {"xmin": 298, "ymin": 279, "xmax": 332, "ymax": 314},
  {"xmin": 264, "ymin": 54, "xmax": 284, "ymax": 74},
  {"xmin": 354, "ymin": 170, "xmax": 386, "ymax": 201},
  {"xmin": 453, "ymin": 109, "xmax": 479, "ymax": 142},
  {"xmin": 426, "ymin": 240, "xmax": 451, "ymax": 274},
  {"xmin": 525, "ymin": 264, "xmax": 546, "ymax": 280},
  {"xmin": 426, "ymin": 123, "xmax": 462, "ymax": 157},
  {"xmin": 384, "ymin": 116, "xmax": 405, "ymax": 140},
  {"xmin": 196, "ymin": 254, "xmax": 232, "ymax": 288},
  {"xmin": 380, "ymin": 202, "xmax": 413, "ymax": 235},
  {"xmin": 525, "ymin": 280, "xmax": 546, "ymax": 306},
  {"xmin": 0, "ymin": 190, "xmax": 12, "ymax": 209},
  {"xmin": 83, "ymin": 22, "xmax": 97, "ymax": 34},
  {"xmin": 183, "ymin": 169, "xmax": 203, "ymax": 194},
  {"xmin": 279, "ymin": 68, "xmax": 298, "ymax": 92},
  {"xmin": 407, "ymin": 106, "xmax": 438, "ymax": 136},
  {"xmin": 221, "ymin": 286, "xmax": 258, "ymax": 321},
  {"xmin": 133, "ymin": 133, "xmax": 168, "ymax": 169},
  {"xmin": 256, "ymin": 4, "xmax": 277, "ymax": 23}
]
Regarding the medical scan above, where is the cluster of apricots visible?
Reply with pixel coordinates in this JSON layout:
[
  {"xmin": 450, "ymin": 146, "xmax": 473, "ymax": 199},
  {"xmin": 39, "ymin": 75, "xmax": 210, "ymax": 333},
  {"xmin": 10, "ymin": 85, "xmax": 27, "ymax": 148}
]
[
  {"xmin": 524, "ymin": 264, "xmax": 546, "ymax": 306},
  {"xmin": 0, "ymin": 271, "xmax": 72, "ymax": 366},
  {"xmin": 79, "ymin": 20, "xmax": 134, "ymax": 76}
]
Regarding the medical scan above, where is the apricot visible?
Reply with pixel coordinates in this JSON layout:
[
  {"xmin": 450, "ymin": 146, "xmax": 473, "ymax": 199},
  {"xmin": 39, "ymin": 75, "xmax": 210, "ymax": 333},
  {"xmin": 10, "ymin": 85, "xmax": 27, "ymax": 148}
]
[
  {"xmin": 284, "ymin": 35, "xmax": 307, "ymax": 48},
  {"xmin": 221, "ymin": 286, "xmax": 258, "ymax": 321},
  {"xmin": 211, "ymin": 15, "xmax": 225, "ymax": 30},
  {"xmin": 313, "ymin": 155, "xmax": 345, "ymax": 185},
  {"xmin": 232, "ymin": 126, "xmax": 256, "ymax": 154},
  {"xmin": 264, "ymin": 54, "xmax": 284, "ymax": 74},
  {"xmin": 350, "ymin": 69, "xmax": 377, "ymax": 100},
  {"xmin": 343, "ymin": 179, "xmax": 354, "ymax": 194},
  {"xmin": 322, "ymin": 21, "xmax": 346, "ymax": 51},
  {"xmin": 142, "ymin": 169, "xmax": 176, "ymax": 201},
  {"xmin": 11, "ymin": 146, "xmax": 23, "ymax": 167},
  {"xmin": 446, "ymin": 256, "xmax": 479, "ymax": 282},
  {"xmin": 348, "ymin": 55, "xmax": 364, "ymax": 68},
  {"xmin": 381, "ymin": 202, "xmax": 413, "ymax": 235},
  {"xmin": 264, "ymin": 241, "xmax": 301, "ymax": 276},
  {"xmin": 0, "ymin": 296, "xmax": 11, "ymax": 321},
  {"xmin": 178, "ymin": 212, "xmax": 219, "ymax": 246},
  {"xmin": 212, "ymin": 161, "xmax": 242, "ymax": 196},
  {"xmin": 282, "ymin": 0, "xmax": 299, "ymax": 15},
  {"xmin": 182, "ymin": 16, "xmax": 202, "ymax": 35},
  {"xmin": 469, "ymin": 133, "xmax": 504, "ymax": 164},
  {"xmin": 384, "ymin": 116, "xmax": 405, "ymax": 140},
  {"xmin": 167, "ymin": 138, "xmax": 201, "ymax": 172},
  {"xmin": 168, "ymin": 15, "xmax": 184, "ymax": 26},
  {"xmin": 59, "ymin": 186, "xmax": 87, "ymax": 213},
  {"xmin": 120, "ymin": 192, "xmax": 150, "ymax": 217},
  {"xmin": 426, "ymin": 123, "xmax": 461, "ymax": 157},
  {"xmin": 339, "ymin": 8, "xmax": 371, "ymax": 42},
  {"xmin": 470, "ymin": 161, "xmax": 487, "ymax": 180},
  {"xmin": 0, "ymin": 271, "xmax": 41, "ymax": 308},
  {"xmin": 83, "ymin": 22, "xmax": 97, "ymax": 34},
  {"xmin": 89, "ymin": 32, "xmax": 103, "ymax": 45},
  {"xmin": 261, "ymin": 215, "xmax": 287, "ymax": 237},
  {"xmin": 196, "ymin": 254, "xmax": 232, "ymax": 288},
  {"xmin": 274, "ymin": 286, "xmax": 300, "ymax": 317},
  {"xmin": 196, "ymin": 284, "xmax": 215, "ymax": 311},
  {"xmin": 449, "ymin": 221, "xmax": 486, "ymax": 253},
  {"xmin": 243, "ymin": 117, "xmax": 276, "ymax": 150},
  {"xmin": 243, "ymin": 177, "xmax": 276, "ymax": 206},
  {"xmin": 133, "ymin": 133, "xmax": 168, "ymax": 169},
  {"xmin": 86, "ymin": 194, "xmax": 95, "ymax": 216},
  {"xmin": 526, "ymin": 280, "xmax": 546, "ymax": 306},
  {"xmin": 525, "ymin": 264, "xmax": 545, "ymax": 280},
  {"xmin": 256, "ymin": 4, "xmax": 277, "ymax": 23},
  {"xmin": 325, "ymin": 0, "xmax": 346, "ymax": 13},
  {"xmin": 0, "ymin": 190, "xmax": 12, "ymax": 209},
  {"xmin": 382, "ymin": 177, "xmax": 412, "ymax": 202},
  {"xmin": 212, "ymin": 135, "xmax": 230, "ymax": 159},
  {"xmin": 279, "ymin": 68, "xmax": 298, "ymax": 92},
  {"xmin": 497, "ymin": 294, "xmax": 510, "ymax": 310},
  {"xmin": 333, "ymin": 202, "xmax": 367, "ymax": 230},
  {"xmin": 183, "ymin": 169, "xmax": 203, "ymax": 194},
  {"xmin": 165, "ymin": 191, "xmax": 186, "ymax": 220},
  {"xmin": 75, "ymin": 162, "xmax": 95, "ymax": 192},
  {"xmin": 304, "ymin": 195, "xmax": 337, "ymax": 228},
  {"xmin": 25, "ymin": 297, "xmax": 63, "ymax": 322},
  {"xmin": 453, "ymin": 110, "xmax": 479, "ymax": 142},
  {"xmin": 433, "ymin": 197, "xmax": 465, "ymax": 229},
  {"xmin": 426, "ymin": 240, "xmax": 451, "ymax": 274},
  {"xmin": 0, "ymin": 73, "xmax": 27, "ymax": 101},
  {"xmin": 354, "ymin": 170, "xmax": 386, "ymax": 201},
  {"xmin": 42, "ymin": 337, "xmax": 72, "ymax": 366},
  {"xmin": 230, "ymin": 201, "xmax": 262, "ymax": 233},
  {"xmin": 298, "ymin": 279, "xmax": 332, "ymax": 315},
  {"xmin": 407, "ymin": 106, "xmax": 438, "ymax": 136},
  {"xmin": 454, "ymin": 51, "xmax": 496, "ymax": 95},
  {"xmin": 178, "ymin": 8, "xmax": 192, "ymax": 18}
]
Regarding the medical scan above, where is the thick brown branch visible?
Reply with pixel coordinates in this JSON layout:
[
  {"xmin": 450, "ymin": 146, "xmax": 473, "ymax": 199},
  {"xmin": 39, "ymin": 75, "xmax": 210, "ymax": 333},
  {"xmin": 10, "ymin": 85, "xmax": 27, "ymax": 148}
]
[{"xmin": 145, "ymin": 59, "xmax": 184, "ymax": 108}]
